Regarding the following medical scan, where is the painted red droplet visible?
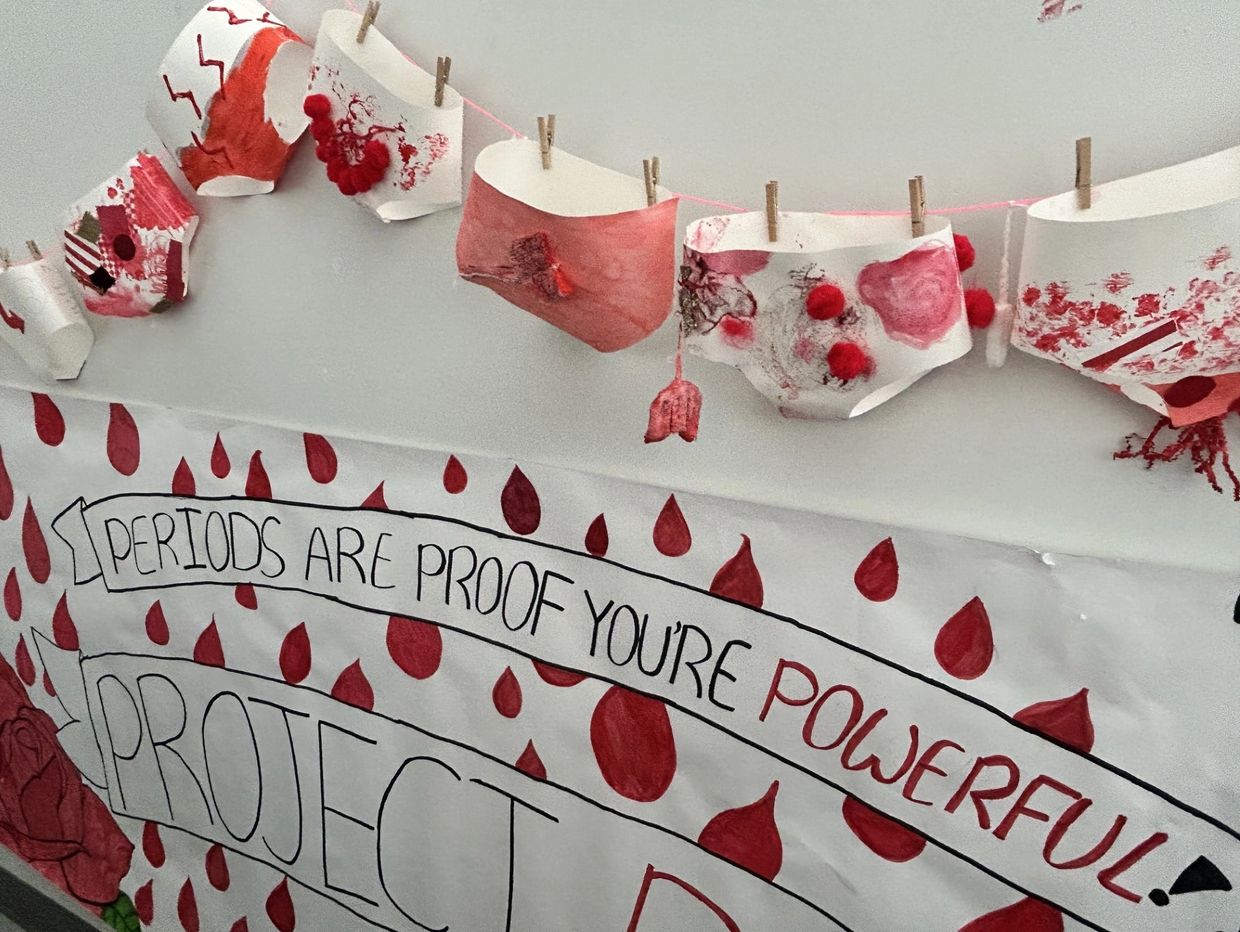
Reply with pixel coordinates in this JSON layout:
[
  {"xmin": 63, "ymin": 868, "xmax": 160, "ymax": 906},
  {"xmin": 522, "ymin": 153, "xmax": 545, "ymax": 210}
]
[
  {"xmin": 279, "ymin": 623, "xmax": 312, "ymax": 685},
  {"xmin": 266, "ymin": 877, "xmax": 296, "ymax": 932},
  {"xmin": 362, "ymin": 481, "xmax": 388, "ymax": 510},
  {"xmin": 234, "ymin": 583, "xmax": 258, "ymax": 610},
  {"xmin": 22, "ymin": 499, "xmax": 50, "ymax": 584},
  {"xmin": 585, "ymin": 514, "xmax": 609, "ymax": 557},
  {"xmin": 107, "ymin": 403, "xmax": 141, "ymax": 476},
  {"xmin": 229, "ymin": 920, "xmax": 250, "ymax": 932},
  {"xmin": 42, "ymin": 668, "xmax": 56, "ymax": 698},
  {"xmin": 143, "ymin": 821, "xmax": 166, "ymax": 868},
  {"xmin": 958, "ymin": 897, "xmax": 1065, "ymax": 932},
  {"xmin": 934, "ymin": 597, "xmax": 994, "ymax": 680},
  {"xmin": 206, "ymin": 843, "xmax": 230, "ymax": 891},
  {"xmin": 246, "ymin": 451, "xmax": 272, "ymax": 499},
  {"xmin": 52, "ymin": 592, "xmax": 79, "ymax": 650},
  {"xmin": 172, "ymin": 457, "xmax": 197, "ymax": 496},
  {"xmin": 1163, "ymin": 375, "xmax": 1217, "ymax": 408},
  {"xmin": 443, "ymin": 455, "xmax": 468, "ymax": 494},
  {"xmin": 653, "ymin": 495, "xmax": 692, "ymax": 557},
  {"xmin": 710, "ymin": 535, "xmax": 764, "ymax": 608},
  {"xmin": 532, "ymin": 659, "xmax": 587, "ymax": 687},
  {"xmin": 841, "ymin": 796, "xmax": 926, "ymax": 862},
  {"xmin": 590, "ymin": 686, "xmax": 677, "ymax": 802},
  {"xmin": 386, "ymin": 615, "xmax": 442, "ymax": 680},
  {"xmin": 211, "ymin": 433, "xmax": 231, "ymax": 478},
  {"xmin": 4, "ymin": 569, "xmax": 20, "ymax": 621},
  {"xmin": 331, "ymin": 660, "xmax": 374, "ymax": 710},
  {"xmin": 516, "ymin": 740, "xmax": 547, "ymax": 780},
  {"xmin": 493, "ymin": 667, "xmax": 523, "ymax": 718},
  {"xmin": 146, "ymin": 600, "xmax": 170, "ymax": 646},
  {"xmin": 855, "ymin": 537, "xmax": 899, "ymax": 602},
  {"xmin": 14, "ymin": 635, "xmax": 34, "ymax": 686},
  {"xmin": 698, "ymin": 781, "xmax": 783, "ymax": 880},
  {"xmin": 194, "ymin": 618, "xmax": 225, "ymax": 668},
  {"xmin": 1014, "ymin": 688, "xmax": 1095, "ymax": 754},
  {"xmin": 501, "ymin": 467, "xmax": 540, "ymax": 535},
  {"xmin": 303, "ymin": 433, "xmax": 338, "ymax": 484},
  {"xmin": 178, "ymin": 878, "xmax": 199, "ymax": 932},
  {"xmin": 134, "ymin": 879, "xmax": 154, "ymax": 924},
  {"xmin": 32, "ymin": 393, "xmax": 64, "ymax": 446},
  {"xmin": 0, "ymin": 448, "xmax": 13, "ymax": 520}
]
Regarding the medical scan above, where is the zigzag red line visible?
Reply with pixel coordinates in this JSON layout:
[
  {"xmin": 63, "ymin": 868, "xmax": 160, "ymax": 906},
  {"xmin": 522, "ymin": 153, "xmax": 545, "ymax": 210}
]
[
  {"xmin": 204, "ymin": 5, "xmax": 252, "ymax": 25},
  {"xmin": 162, "ymin": 74, "xmax": 202, "ymax": 120},
  {"xmin": 196, "ymin": 34, "xmax": 227, "ymax": 98}
]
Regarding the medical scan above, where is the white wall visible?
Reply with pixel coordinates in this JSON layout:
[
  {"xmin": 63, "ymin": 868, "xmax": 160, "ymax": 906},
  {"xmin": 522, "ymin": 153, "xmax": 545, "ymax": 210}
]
[{"xmin": 1, "ymin": 0, "xmax": 1238, "ymax": 579}]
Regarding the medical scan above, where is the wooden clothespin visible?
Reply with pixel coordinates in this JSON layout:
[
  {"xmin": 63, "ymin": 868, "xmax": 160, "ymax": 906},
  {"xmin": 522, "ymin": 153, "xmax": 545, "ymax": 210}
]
[
  {"xmin": 908, "ymin": 175, "xmax": 926, "ymax": 237},
  {"xmin": 537, "ymin": 114, "xmax": 556, "ymax": 170},
  {"xmin": 356, "ymin": 1, "xmax": 380, "ymax": 43},
  {"xmin": 765, "ymin": 180, "xmax": 779, "ymax": 243},
  {"xmin": 434, "ymin": 56, "xmax": 452, "ymax": 108},
  {"xmin": 0, "ymin": 248, "xmax": 10, "ymax": 270},
  {"xmin": 643, "ymin": 157, "xmax": 661, "ymax": 207},
  {"xmin": 25, "ymin": 240, "xmax": 42, "ymax": 260},
  {"xmin": 1075, "ymin": 136, "xmax": 1092, "ymax": 209}
]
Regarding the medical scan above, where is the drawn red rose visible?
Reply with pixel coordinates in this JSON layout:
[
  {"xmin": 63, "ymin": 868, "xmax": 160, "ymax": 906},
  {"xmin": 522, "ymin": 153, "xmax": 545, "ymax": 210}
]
[
  {"xmin": 857, "ymin": 243, "xmax": 964, "ymax": 349},
  {"xmin": 0, "ymin": 654, "xmax": 133, "ymax": 906}
]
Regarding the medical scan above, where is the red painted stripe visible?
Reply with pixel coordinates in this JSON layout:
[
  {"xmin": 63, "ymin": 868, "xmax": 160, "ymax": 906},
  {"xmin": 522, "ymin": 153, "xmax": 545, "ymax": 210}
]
[
  {"xmin": 64, "ymin": 230, "xmax": 102, "ymax": 259},
  {"xmin": 1082, "ymin": 320, "xmax": 1177, "ymax": 372}
]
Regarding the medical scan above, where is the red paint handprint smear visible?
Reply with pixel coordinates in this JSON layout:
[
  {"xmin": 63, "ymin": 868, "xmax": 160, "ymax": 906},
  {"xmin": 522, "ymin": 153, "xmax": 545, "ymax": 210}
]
[
  {"xmin": 493, "ymin": 667, "xmax": 523, "ymax": 718},
  {"xmin": 585, "ymin": 513, "xmax": 609, "ymax": 557},
  {"xmin": 591, "ymin": 686, "xmax": 677, "ymax": 802},
  {"xmin": 331, "ymin": 660, "xmax": 374, "ymax": 710},
  {"xmin": 22, "ymin": 500, "xmax": 50, "ymax": 584},
  {"xmin": 387, "ymin": 615, "xmax": 442, "ymax": 680},
  {"xmin": 303, "ymin": 433, "xmax": 337, "ymax": 484},
  {"xmin": 935, "ymin": 597, "xmax": 994, "ymax": 680},
  {"xmin": 194, "ymin": 618, "xmax": 225, "ymax": 667},
  {"xmin": 653, "ymin": 495, "xmax": 692, "ymax": 557},
  {"xmin": 106, "ymin": 403, "xmax": 141, "ymax": 476},
  {"xmin": 32, "ymin": 393, "xmax": 65, "ymax": 446},
  {"xmin": 146, "ymin": 601, "xmax": 170, "ymax": 646},
  {"xmin": 172, "ymin": 458, "xmax": 196, "ymax": 495},
  {"xmin": 841, "ymin": 796, "xmax": 926, "ymax": 862},
  {"xmin": 279, "ymin": 623, "xmax": 312, "ymax": 685},
  {"xmin": 516, "ymin": 740, "xmax": 547, "ymax": 780},
  {"xmin": 1014, "ymin": 688, "xmax": 1095, "ymax": 753},
  {"xmin": 52, "ymin": 592, "xmax": 79, "ymax": 650},
  {"xmin": 211, "ymin": 433, "xmax": 231, "ymax": 478},
  {"xmin": 855, "ymin": 538, "xmax": 899, "ymax": 602},
  {"xmin": 698, "ymin": 781, "xmax": 783, "ymax": 880},
  {"xmin": 959, "ymin": 896, "xmax": 1064, "ymax": 931},
  {"xmin": 710, "ymin": 535, "xmax": 763, "ymax": 608},
  {"xmin": 443, "ymin": 455, "xmax": 468, "ymax": 494},
  {"xmin": 501, "ymin": 467, "xmax": 540, "ymax": 535}
]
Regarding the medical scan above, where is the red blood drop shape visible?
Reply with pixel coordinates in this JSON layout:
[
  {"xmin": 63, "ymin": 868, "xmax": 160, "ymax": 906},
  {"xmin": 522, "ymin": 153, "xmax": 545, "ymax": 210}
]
[
  {"xmin": 279, "ymin": 623, "xmax": 312, "ymax": 685},
  {"xmin": 698, "ymin": 781, "xmax": 783, "ymax": 880},
  {"xmin": 590, "ymin": 686, "xmax": 677, "ymax": 802},
  {"xmin": 246, "ymin": 451, "xmax": 272, "ymax": 499},
  {"xmin": 493, "ymin": 667, "xmax": 523, "ymax": 718},
  {"xmin": 134, "ymin": 880, "xmax": 154, "ymax": 924},
  {"xmin": 206, "ymin": 843, "xmax": 230, "ymax": 891},
  {"xmin": 443, "ymin": 455, "xmax": 468, "ymax": 494},
  {"xmin": 0, "ymin": 448, "xmax": 12, "ymax": 520},
  {"xmin": 32, "ymin": 393, "xmax": 64, "ymax": 446},
  {"xmin": 194, "ymin": 618, "xmax": 225, "ymax": 667},
  {"xmin": 362, "ymin": 481, "xmax": 388, "ymax": 510},
  {"xmin": 42, "ymin": 668, "xmax": 56, "ymax": 697},
  {"xmin": 234, "ymin": 583, "xmax": 258, "ymax": 610},
  {"xmin": 501, "ymin": 467, "xmax": 540, "ymax": 535},
  {"xmin": 855, "ymin": 537, "xmax": 899, "ymax": 602},
  {"xmin": 52, "ymin": 592, "xmax": 79, "ymax": 650},
  {"xmin": 4, "ymin": 569, "xmax": 20, "ymax": 621},
  {"xmin": 958, "ymin": 897, "xmax": 1064, "ymax": 932},
  {"xmin": 710, "ymin": 535, "xmax": 764, "ymax": 608},
  {"xmin": 14, "ymin": 635, "xmax": 34, "ymax": 686},
  {"xmin": 516, "ymin": 740, "xmax": 547, "ymax": 780},
  {"xmin": 211, "ymin": 433, "xmax": 231, "ymax": 478},
  {"xmin": 143, "ymin": 821, "xmax": 165, "ymax": 867},
  {"xmin": 172, "ymin": 457, "xmax": 197, "ymax": 495},
  {"xmin": 332, "ymin": 660, "xmax": 374, "ymax": 710},
  {"xmin": 585, "ymin": 513, "xmax": 609, "ymax": 557},
  {"xmin": 146, "ymin": 600, "xmax": 170, "ymax": 646},
  {"xmin": 107, "ymin": 403, "xmax": 141, "ymax": 476},
  {"xmin": 386, "ymin": 615, "xmax": 442, "ymax": 680},
  {"xmin": 303, "ymin": 433, "xmax": 337, "ymax": 484},
  {"xmin": 178, "ymin": 879, "xmax": 199, "ymax": 932},
  {"xmin": 1164, "ymin": 375, "xmax": 1217, "ymax": 408},
  {"xmin": 266, "ymin": 877, "xmax": 296, "ymax": 932},
  {"xmin": 1014, "ymin": 688, "xmax": 1095, "ymax": 754},
  {"xmin": 841, "ymin": 796, "xmax": 927, "ymax": 862},
  {"xmin": 22, "ymin": 499, "xmax": 50, "ymax": 584},
  {"xmin": 934, "ymin": 596, "xmax": 994, "ymax": 680},
  {"xmin": 653, "ymin": 495, "xmax": 692, "ymax": 557},
  {"xmin": 532, "ymin": 659, "xmax": 587, "ymax": 687},
  {"xmin": 230, "ymin": 921, "xmax": 250, "ymax": 932}
]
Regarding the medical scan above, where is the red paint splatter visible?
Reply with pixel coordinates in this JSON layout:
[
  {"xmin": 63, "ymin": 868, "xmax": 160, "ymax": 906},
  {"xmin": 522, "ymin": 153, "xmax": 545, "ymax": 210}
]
[
  {"xmin": 211, "ymin": 433, "xmax": 231, "ymax": 478},
  {"xmin": 52, "ymin": 592, "xmax": 79, "ymax": 650},
  {"xmin": 585, "ymin": 514, "xmax": 609, "ymax": 557},
  {"xmin": 206, "ymin": 844, "xmax": 230, "ymax": 891},
  {"xmin": 143, "ymin": 821, "xmax": 165, "ymax": 867},
  {"xmin": 279, "ymin": 623, "xmax": 312, "ymax": 685},
  {"xmin": 178, "ymin": 879, "xmax": 199, "ymax": 932},
  {"xmin": 493, "ymin": 667, "xmax": 523, "ymax": 718},
  {"xmin": 698, "ymin": 781, "xmax": 783, "ymax": 880},
  {"xmin": 653, "ymin": 495, "xmax": 692, "ymax": 557},
  {"xmin": 134, "ymin": 880, "xmax": 154, "ymax": 924},
  {"xmin": 246, "ymin": 451, "xmax": 272, "ymax": 499},
  {"xmin": 935, "ymin": 597, "xmax": 994, "ymax": 680},
  {"xmin": 1203, "ymin": 245, "xmax": 1232, "ymax": 271},
  {"xmin": 443, "ymin": 455, "xmax": 468, "ymax": 494},
  {"xmin": 855, "ymin": 538, "xmax": 899, "ymax": 602},
  {"xmin": 303, "ymin": 433, "xmax": 337, "ymax": 484},
  {"xmin": 146, "ymin": 600, "xmax": 170, "ymax": 646},
  {"xmin": 1102, "ymin": 272, "xmax": 1132, "ymax": 295},
  {"xmin": 266, "ymin": 877, "xmax": 296, "ymax": 932},
  {"xmin": 532, "ymin": 659, "xmax": 587, "ymax": 687},
  {"xmin": 857, "ymin": 244, "xmax": 964, "ymax": 350},
  {"xmin": 234, "ymin": 583, "xmax": 258, "ymax": 610},
  {"xmin": 107, "ymin": 403, "xmax": 141, "ymax": 476},
  {"xmin": 172, "ymin": 457, "xmax": 197, "ymax": 495},
  {"xmin": 362, "ymin": 482, "xmax": 388, "ymax": 510},
  {"xmin": 22, "ymin": 500, "xmax": 49, "ymax": 584},
  {"xmin": 1038, "ymin": 0, "xmax": 1084, "ymax": 22},
  {"xmin": 590, "ymin": 686, "xmax": 677, "ymax": 802},
  {"xmin": 501, "ymin": 467, "xmax": 541, "ymax": 535},
  {"xmin": 1014, "ymin": 688, "xmax": 1095, "ymax": 753},
  {"xmin": 841, "ymin": 796, "xmax": 926, "ymax": 862},
  {"xmin": 516, "ymin": 740, "xmax": 547, "ymax": 780},
  {"xmin": 14, "ymin": 635, "xmax": 35, "ymax": 686},
  {"xmin": 331, "ymin": 660, "xmax": 374, "ymax": 710},
  {"xmin": 4, "ymin": 569, "xmax": 20, "ymax": 621},
  {"xmin": 386, "ymin": 615, "xmax": 442, "ymax": 680},
  {"xmin": 0, "ymin": 448, "xmax": 11, "ymax": 520},
  {"xmin": 710, "ymin": 535, "xmax": 763, "ymax": 608},
  {"xmin": 194, "ymin": 618, "xmax": 225, "ymax": 667},
  {"xmin": 32, "ymin": 393, "xmax": 65, "ymax": 446},
  {"xmin": 959, "ymin": 897, "xmax": 1064, "ymax": 932}
]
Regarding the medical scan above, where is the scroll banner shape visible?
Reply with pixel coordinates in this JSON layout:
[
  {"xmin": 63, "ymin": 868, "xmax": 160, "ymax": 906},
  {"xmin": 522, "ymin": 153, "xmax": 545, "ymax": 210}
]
[{"xmin": 52, "ymin": 493, "xmax": 1239, "ymax": 932}]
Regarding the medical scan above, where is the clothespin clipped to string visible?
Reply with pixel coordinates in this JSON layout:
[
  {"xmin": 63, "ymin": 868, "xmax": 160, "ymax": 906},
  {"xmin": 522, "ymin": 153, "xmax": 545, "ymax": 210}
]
[
  {"xmin": 537, "ymin": 114, "xmax": 556, "ymax": 169},
  {"xmin": 434, "ymin": 56, "xmax": 452, "ymax": 108},
  {"xmin": 356, "ymin": 1, "xmax": 380, "ymax": 43},
  {"xmin": 908, "ymin": 175, "xmax": 926, "ymax": 237},
  {"xmin": 25, "ymin": 240, "xmax": 42, "ymax": 260},
  {"xmin": 765, "ymin": 180, "xmax": 779, "ymax": 243},
  {"xmin": 1075, "ymin": 136, "xmax": 1092, "ymax": 209},
  {"xmin": 643, "ymin": 157, "xmax": 661, "ymax": 207}
]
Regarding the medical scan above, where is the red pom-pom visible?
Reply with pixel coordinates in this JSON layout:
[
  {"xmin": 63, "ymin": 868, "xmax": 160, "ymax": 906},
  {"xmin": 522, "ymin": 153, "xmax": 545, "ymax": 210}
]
[
  {"xmin": 805, "ymin": 283, "xmax": 847, "ymax": 321},
  {"xmin": 953, "ymin": 233, "xmax": 976, "ymax": 273},
  {"xmin": 964, "ymin": 287, "xmax": 996, "ymax": 328},
  {"xmin": 363, "ymin": 139, "xmax": 391, "ymax": 170},
  {"xmin": 826, "ymin": 342, "xmax": 870, "ymax": 381},
  {"xmin": 337, "ymin": 174, "xmax": 359, "ymax": 196},
  {"xmin": 304, "ymin": 94, "xmax": 331, "ymax": 120},
  {"xmin": 325, "ymin": 159, "xmax": 345, "ymax": 183}
]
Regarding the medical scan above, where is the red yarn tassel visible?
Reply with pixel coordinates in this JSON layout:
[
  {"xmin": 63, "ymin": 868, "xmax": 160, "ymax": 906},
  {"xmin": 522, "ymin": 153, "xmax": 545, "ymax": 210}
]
[
  {"xmin": 645, "ymin": 329, "xmax": 702, "ymax": 444},
  {"xmin": 1114, "ymin": 414, "xmax": 1239, "ymax": 500}
]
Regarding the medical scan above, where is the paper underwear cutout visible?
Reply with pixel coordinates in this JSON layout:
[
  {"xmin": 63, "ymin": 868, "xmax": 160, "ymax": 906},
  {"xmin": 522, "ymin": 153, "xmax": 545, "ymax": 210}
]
[
  {"xmin": 457, "ymin": 138, "xmax": 680, "ymax": 352},
  {"xmin": 680, "ymin": 213, "xmax": 971, "ymax": 418},
  {"xmin": 63, "ymin": 152, "xmax": 200, "ymax": 318},
  {"xmin": 307, "ymin": 9, "xmax": 464, "ymax": 222},
  {"xmin": 1017, "ymin": 144, "xmax": 1240, "ymax": 426},
  {"xmin": 0, "ymin": 259, "xmax": 93, "ymax": 380},
  {"xmin": 146, "ymin": 0, "xmax": 311, "ymax": 197}
]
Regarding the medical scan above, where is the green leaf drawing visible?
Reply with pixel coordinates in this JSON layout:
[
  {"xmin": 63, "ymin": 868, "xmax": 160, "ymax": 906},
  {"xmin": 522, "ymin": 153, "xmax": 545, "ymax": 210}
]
[{"xmin": 102, "ymin": 891, "xmax": 142, "ymax": 932}]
